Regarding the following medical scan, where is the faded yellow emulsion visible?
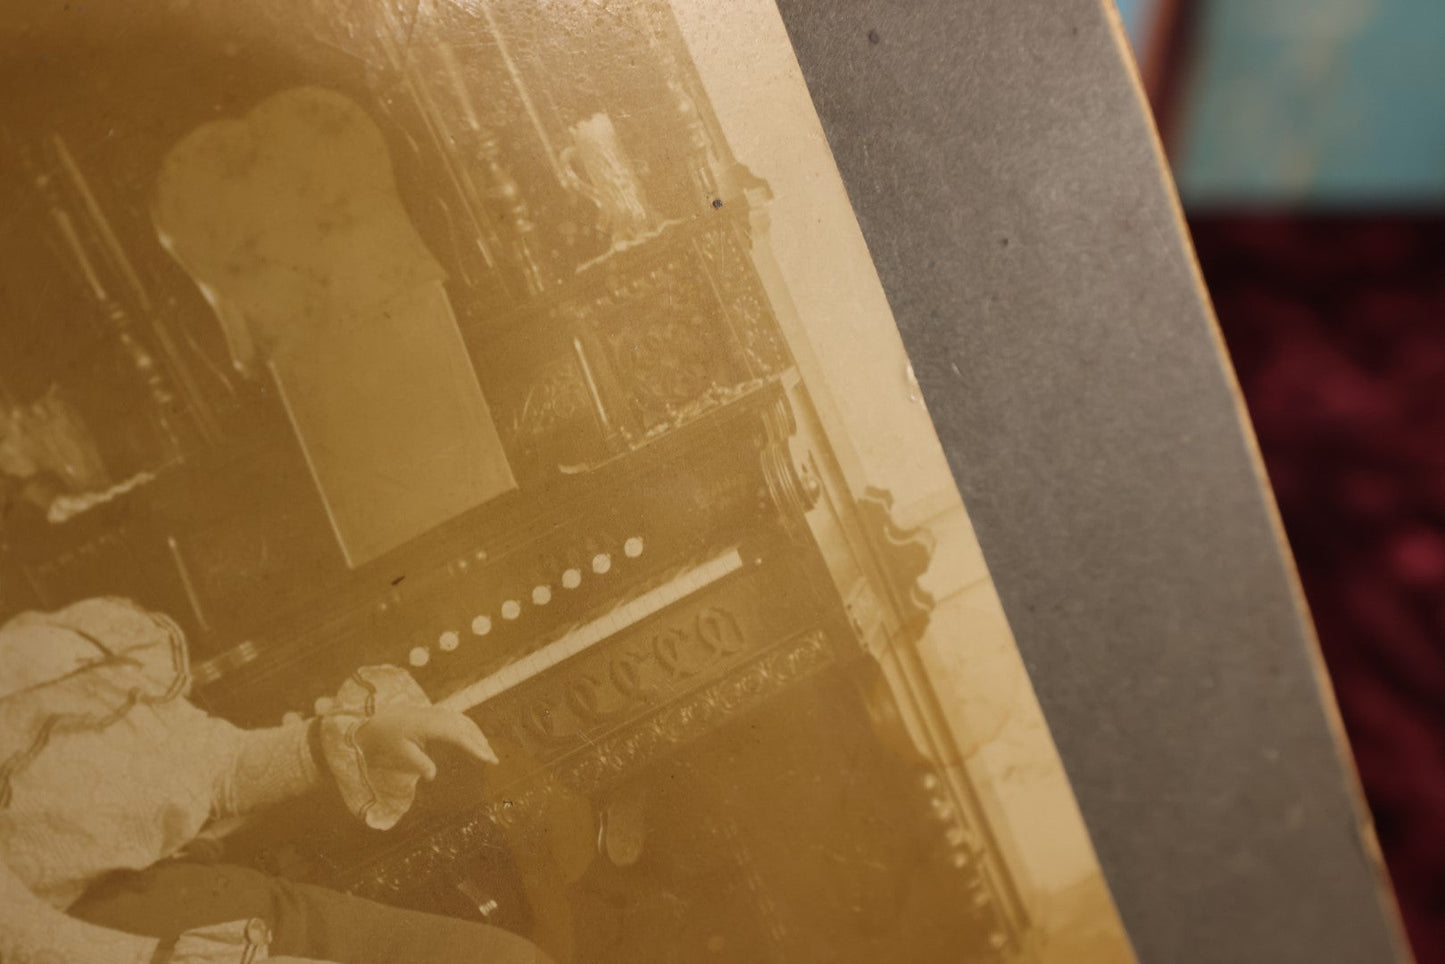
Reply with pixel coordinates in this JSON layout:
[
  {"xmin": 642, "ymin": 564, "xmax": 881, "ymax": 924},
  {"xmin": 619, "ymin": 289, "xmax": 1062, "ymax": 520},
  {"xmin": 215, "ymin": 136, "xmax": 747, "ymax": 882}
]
[{"xmin": 0, "ymin": 2, "xmax": 1136, "ymax": 962}]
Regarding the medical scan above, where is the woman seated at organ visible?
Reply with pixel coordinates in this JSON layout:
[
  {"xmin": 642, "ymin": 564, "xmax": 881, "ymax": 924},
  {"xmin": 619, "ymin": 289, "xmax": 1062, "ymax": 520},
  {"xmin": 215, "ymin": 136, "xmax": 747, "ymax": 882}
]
[{"xmin": 0, "ymin": 591, "xmax": 552, "ymax": 964}]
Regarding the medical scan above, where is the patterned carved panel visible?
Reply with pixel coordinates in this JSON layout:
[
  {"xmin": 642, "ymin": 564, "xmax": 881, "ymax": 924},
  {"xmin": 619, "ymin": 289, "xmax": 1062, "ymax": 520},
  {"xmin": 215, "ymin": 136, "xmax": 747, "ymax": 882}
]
[
  {"xmin": 692, "ymin": 221, "xmax": 790, "ymax": 379},
  {"xmin": 570, "ymin": 258, "xmax": 738, "ymax": 434},
  {"xmin": 604, "ymin": 313, "xmax": 718, "ymax": 426},
  {"xmin": 473, "ymin": 559, "xmax": 824, "ymax": 766},
  {"xmin": 339, "ymin": 629, "xmax": 834, "ymax": 901},
  {"xmin": 499, "ymin": 356, "xmax": 601, "ymax": 463}
]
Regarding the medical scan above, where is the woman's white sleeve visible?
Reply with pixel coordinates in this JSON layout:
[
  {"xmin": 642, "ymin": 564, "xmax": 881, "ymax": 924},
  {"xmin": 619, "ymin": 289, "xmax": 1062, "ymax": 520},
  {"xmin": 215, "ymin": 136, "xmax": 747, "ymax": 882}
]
[{"xmin": 200, "ymin": 712, "xmax": 321, "ymax": 820}]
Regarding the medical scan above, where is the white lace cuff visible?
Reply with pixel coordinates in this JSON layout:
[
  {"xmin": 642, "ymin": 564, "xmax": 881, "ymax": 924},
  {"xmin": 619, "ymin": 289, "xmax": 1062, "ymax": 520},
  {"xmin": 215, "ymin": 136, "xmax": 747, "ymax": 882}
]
[{"xmin": 315, "ymin": 665, "xmax": 431, "ymax": 830}]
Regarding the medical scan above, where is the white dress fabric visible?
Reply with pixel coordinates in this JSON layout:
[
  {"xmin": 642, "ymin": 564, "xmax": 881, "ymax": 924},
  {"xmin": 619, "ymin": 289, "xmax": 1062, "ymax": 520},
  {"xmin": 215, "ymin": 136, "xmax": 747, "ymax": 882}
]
[{"xmin": 0, "ymin": 598, "xmax": 427, "ymax": 964}]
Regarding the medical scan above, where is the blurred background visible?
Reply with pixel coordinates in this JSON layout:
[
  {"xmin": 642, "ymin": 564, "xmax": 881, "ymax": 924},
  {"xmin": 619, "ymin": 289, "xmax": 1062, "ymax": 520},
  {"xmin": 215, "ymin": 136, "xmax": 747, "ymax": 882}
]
[{"xmin": 1116, "ymin": 0, "xmax": 1445, "ymax": 959}]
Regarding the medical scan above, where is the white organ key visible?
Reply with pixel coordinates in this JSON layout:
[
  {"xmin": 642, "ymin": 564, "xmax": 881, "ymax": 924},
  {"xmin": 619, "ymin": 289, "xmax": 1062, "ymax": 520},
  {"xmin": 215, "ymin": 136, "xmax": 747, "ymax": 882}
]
[
  {"xmin": 517, "ymin": 650, "xmax": 547, "ymax": 678},
  {"xmin": 470, "ymin": 677, "xmax": 501, "ymax": 705},
  {"xmin": 439, "ymin": 548, "xmax": 746, "ymax": 714},
  {"xmin": 494, "ymin": 661, "xmax": 523, "ymax": 691}
]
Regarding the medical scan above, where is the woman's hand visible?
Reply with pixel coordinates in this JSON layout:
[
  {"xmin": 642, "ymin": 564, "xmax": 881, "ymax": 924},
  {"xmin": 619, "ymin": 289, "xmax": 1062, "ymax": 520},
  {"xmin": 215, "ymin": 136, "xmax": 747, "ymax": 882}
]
[{"xmin": 350, "ymin": 705, "xmax": 498, "ymax": 782}]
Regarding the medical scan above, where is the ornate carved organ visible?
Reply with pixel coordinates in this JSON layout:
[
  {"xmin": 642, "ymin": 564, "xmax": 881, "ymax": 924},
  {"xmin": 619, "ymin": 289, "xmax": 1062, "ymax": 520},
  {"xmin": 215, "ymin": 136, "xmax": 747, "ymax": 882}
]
[{"xmin": 0, "ymin": 2, "xmax": 1033, "ymax": 960}]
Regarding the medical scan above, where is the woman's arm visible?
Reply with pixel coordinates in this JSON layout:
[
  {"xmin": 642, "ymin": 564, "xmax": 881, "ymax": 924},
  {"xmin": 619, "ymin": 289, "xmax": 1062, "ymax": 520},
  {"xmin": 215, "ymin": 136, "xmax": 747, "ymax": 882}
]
[
  {"xmin": 198, "ymin": 678, "xmax": 497, "ymax": 825},
  {"xmin": 202, "ymin": 715, "xmax": 323, "ymax": 820}
]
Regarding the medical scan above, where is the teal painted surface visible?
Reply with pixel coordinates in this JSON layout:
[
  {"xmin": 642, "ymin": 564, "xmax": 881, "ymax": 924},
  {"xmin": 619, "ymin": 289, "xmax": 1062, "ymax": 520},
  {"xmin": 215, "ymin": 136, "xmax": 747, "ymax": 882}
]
[
  {"xmin": 1176, "ymin": 0, "xmax": 1445, "ymax": 207},
  {"xmin": 1115, "ymin": 0, "xmax": 1151, "ymax": 47},
  {"xmin": 1115, "ymin": 0, "xmax": 1168, "ymax": 50}
]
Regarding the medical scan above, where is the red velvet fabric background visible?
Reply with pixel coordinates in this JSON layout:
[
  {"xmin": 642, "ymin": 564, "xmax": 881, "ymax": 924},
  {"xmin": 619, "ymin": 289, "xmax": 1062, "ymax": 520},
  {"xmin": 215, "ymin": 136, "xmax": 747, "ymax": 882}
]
[{"xmin": 1190, "ymin": 216, "xmax": 1445, "ymax": 962}]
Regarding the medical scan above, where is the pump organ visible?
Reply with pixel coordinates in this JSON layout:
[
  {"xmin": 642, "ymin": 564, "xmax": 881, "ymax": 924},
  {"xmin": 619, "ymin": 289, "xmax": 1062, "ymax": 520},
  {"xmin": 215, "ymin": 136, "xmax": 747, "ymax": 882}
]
[{"xmin": 0, "ymin": 2, "xmax": 1032, "ymax": 961}]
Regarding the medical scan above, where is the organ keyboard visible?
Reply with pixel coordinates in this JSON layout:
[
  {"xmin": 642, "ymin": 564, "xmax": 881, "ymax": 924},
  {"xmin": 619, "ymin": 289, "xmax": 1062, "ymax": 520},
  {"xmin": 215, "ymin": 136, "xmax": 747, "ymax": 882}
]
[{"xmin": 439, "ymin": 548, "xmax": 745, "ymax": 714}]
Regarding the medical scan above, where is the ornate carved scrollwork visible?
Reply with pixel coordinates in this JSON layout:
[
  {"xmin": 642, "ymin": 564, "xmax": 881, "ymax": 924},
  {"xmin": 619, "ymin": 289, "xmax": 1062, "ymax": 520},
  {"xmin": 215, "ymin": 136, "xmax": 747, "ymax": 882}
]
[
  {"xmin": 855, "ymin": 486, "xmax": 937, "ymax": 643},
  {"xmin": 757, "ymin": 394, "xmax": 821, "ymax": 542},
  {"xmin": 603, "ymin": 309, "xmax": 721, "ymax": 426},
  {"xmin": 691, "ymin": 221, "xmax": 791, "ymax": 379},
  {"xmin": 341, "ymin": 629, "xmax": 834, "ymax": 902},
  {"xmin": 553, "ymin": 628, "xmax": 831, "ymax": 797},
  {"xmin": 504, "ymin": 358, "xmax": 595, "ymax": 450},
  {"xmin": 557, "ymin": 253, "xmax": 736, "ymax": 436}
]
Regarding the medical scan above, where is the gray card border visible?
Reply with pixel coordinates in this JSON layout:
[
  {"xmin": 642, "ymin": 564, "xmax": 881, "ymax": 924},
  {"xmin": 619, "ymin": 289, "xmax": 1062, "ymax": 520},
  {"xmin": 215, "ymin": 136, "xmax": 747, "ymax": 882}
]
[{"xmin": 769, "ymin": 1, "xmax": 1411, "ymax": 961}]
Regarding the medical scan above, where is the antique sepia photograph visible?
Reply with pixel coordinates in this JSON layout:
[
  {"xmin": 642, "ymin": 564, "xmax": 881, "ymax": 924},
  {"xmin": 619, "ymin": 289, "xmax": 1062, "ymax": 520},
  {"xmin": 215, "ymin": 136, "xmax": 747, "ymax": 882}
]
[{"xmin": 1, "ymin": 1, "xmax": 1135, "ymax": 961}]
